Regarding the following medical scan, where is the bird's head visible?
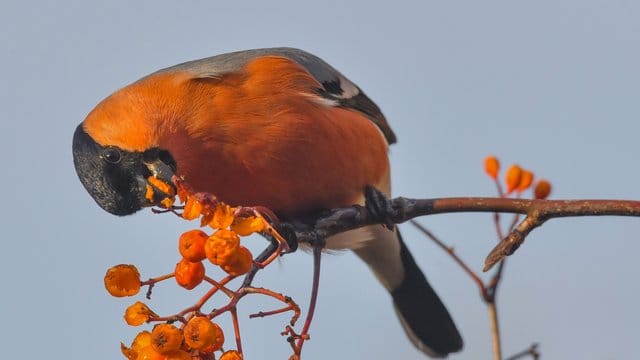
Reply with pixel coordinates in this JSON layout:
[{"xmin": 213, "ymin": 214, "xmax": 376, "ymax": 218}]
[{"xmin": 72, "ymin": 124, "xmax": 177, "ymax": 216}]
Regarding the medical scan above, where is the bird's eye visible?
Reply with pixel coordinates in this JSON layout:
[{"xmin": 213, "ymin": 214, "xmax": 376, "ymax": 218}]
[{"xmin": 102, "ymin": 147, "xmax": 122, "ymax": 164}]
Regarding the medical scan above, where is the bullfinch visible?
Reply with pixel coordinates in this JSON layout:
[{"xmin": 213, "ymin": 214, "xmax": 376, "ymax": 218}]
[{"xmin": 72, "ymin": 47, "xmax": 463, "ymax": 357}]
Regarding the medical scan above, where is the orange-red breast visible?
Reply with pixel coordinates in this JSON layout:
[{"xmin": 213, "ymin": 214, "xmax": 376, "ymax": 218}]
[{"xmin": 72, "ymin": 47, "xmax": 462, "ymax": 357}]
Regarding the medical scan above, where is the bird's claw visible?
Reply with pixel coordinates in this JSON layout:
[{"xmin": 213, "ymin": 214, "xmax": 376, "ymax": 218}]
[
  {"xmin": 364, "ymin": 185, "xmax": 395, "ymax": 230},
  {"xmin": 276, "ymin": 223, "xmax": 300, "ymax": 253}
]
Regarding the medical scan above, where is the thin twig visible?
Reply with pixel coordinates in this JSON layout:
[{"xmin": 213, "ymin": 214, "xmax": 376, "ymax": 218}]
[
  {"xmin": 505, "ymin": 343, "xmax": 540, "ymax": 360},
  {"xmin": 488, "ymin": 302, "xmax": 502, "ymax": 360},
  {"xmin": 231, "ymin": 308, "xmax": 243, "ymax": 355},
  {"xmin": 409, "ymin": 220, "xmax": 488, "ymax": 299},
  {"xmin": 294, "ymin": 241, "xmax": 323, "ymax": 353},
  {"xmin": 141, "ymin": 273, "xmax": 175, "ymax": 299},
  {"xmin": 241, "ymin": 241, "xmax": 279, "ymax": 288},
  {"xmin": 487, "ymin": 213, "xmax": 519, "ymax": 297},
  {"xmin": 484, "ymin": 179, "xmax": 513, "ymax": 358},
  {"xmin": 249, "ymin": 305, "xmax": 297, "ymax": 320},
  {"xmin": 484, "ymin": 212, "xmax": 545, "ymax": 271}
]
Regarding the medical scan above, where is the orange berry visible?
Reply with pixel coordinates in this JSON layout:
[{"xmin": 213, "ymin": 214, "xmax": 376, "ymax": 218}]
[
  {"xmin": 231, "ymin": 216, "xmax": 266, "ymax": 236},
  {"xmin": 174, "ymin": 258, "xmax": 205, "ymax": 290},
  {"xmin": 179, "ymin": 230, "xmax": 208, "ymax": 262},
  {"xmin": 208, "ymin": 204, "xmax": 236, "ymax": 229},
  {"xmin": 209, "ymin": 323, "xmax": 225, "ymax": 351},
  {"xmin": 199, "ymin": 343, "xmax": 218, "ymax": 355},
  {"xmin": 104, "ymin": 264, "xmax": 141, "ymax": 297},
  {"xmin": 147, "ymin": 176, "xmax": 176, "ymax": 197},
  {"xmin": 199, "ymin": 208, "xmax": 214, "ymax": 227},
  {"xmin": 136, "ymin": 345, "xmax": 165, "ymax": 360},
  {"xmin": 183, "ymin": 197, "xmax": 203, "ymax": 220},
  {"xmin": 163, "ymin": 350, "xmax": 191, "ymax": 360},
  {"xmin": 160, "ymin": 197, "xmax": 176, "ymax": 208},
  {"xmin": 151, "ymin": 324, "xmax": 183, "ymax": 355},
  {"xmin": 205, "ymin": 229, "xmax": 241, "ymax": 265},
  {"xmin": 504, "ymin": 165, "xmax": 523, "ymax": 194},
  {"xmin": 517, "ymin": 170, "xmax": 534, "ymax": 192},
  {"xmin": 183, "ymin": 316, "xmax": 225, "ymax": 351},
  {"xmin": 534, "ymin": 179, "xmax": 552, "ymax": 199},
  {"xmin": 122, "ymin": 330, "xmax": 154, "ymax": 359},
  {"xmin": 221, "ymin": 246, "xmax": 253, "ymax": 276},
  {"xmin": 484, "ymin": 156, "xmax": 500, "ymax": 179},
  {"xmin": 145, "ymin": 185, "xmax": 155, "ymax": 202},
  {"xmin": 220, "ymin": 350, "xmax": 243, "ymax": 360},
  {"xmin": 120, "ymin": 342, "xmax": 137, "ymax": 360},
  {"xmin": 132, "ymin": 331, "xmax": 153, "ymax": 352},
  {"xmin": 124, "ymin": 302, "xmax": 157, "ymax": 326},
  {"xmin": 176, "ymin": 183, "xmax": 190, "ymax": 204}
]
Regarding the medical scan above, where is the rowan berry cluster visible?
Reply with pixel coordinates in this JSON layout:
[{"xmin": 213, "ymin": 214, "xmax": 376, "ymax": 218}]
[
  {"xmin": 103, "ymin": 158, "xmax": 550, "ymax": 360},
  {"xmin": 118, "ymin": 318, "xmax": 229, "ymax": 360},
  {"xmin": 104, "ymin": 177, "xmax": 292, "ymax": 360},
  {"xmin": 484, "ymin": 156, "xmax": 552, "ymax": 199}
]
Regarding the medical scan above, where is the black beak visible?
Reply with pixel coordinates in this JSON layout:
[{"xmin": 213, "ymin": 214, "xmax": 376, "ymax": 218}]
[{"xmin": 145, "ymin": 158, "xmax": 175, "ymax": 184}]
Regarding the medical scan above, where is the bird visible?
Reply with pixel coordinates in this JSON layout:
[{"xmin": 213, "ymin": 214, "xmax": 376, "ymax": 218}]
[{"xmin": 72, "ymin": 47, "xmax": 463, "ymax": 357}]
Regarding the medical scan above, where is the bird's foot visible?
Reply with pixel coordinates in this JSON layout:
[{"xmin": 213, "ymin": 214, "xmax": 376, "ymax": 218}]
[{"xmin": 364, "ymin": 185, "xmax": 395, "ymax": 230}]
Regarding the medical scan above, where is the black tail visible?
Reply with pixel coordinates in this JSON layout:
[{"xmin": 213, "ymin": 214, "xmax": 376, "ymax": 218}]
[{"xmin": 391, "ymin": 232, "xmax": 463, "ymax": 357}]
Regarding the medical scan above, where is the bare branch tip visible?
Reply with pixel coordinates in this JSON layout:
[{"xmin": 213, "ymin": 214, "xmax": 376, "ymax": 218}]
[{"xmin": 483, "ymin": 251, "xmax": 504, "ymax": 272}]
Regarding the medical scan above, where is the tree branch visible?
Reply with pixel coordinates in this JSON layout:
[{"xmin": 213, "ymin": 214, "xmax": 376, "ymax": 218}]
[{"xmin": 284, "ymin": 192, "xmax": 640, "ymax": 272}]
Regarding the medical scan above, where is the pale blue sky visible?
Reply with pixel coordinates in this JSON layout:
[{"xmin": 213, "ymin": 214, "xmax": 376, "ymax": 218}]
[{"xmin": 1, "ymin": 1, "xmax": 639, "ymax": 359}]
